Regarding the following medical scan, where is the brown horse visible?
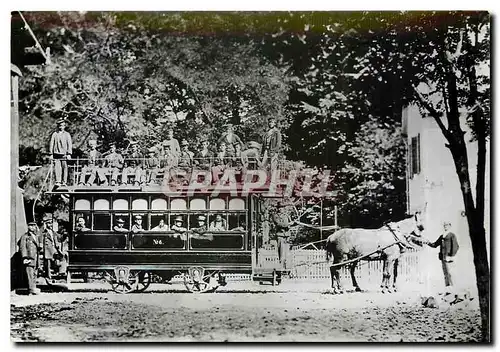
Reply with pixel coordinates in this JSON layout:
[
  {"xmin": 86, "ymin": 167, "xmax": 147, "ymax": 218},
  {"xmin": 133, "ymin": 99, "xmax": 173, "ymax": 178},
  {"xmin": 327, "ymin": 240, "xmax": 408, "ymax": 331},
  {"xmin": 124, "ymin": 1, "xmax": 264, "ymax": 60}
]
[{"xmin": 325, "ymin": 214, "xmax": 424, "ymax": 293}]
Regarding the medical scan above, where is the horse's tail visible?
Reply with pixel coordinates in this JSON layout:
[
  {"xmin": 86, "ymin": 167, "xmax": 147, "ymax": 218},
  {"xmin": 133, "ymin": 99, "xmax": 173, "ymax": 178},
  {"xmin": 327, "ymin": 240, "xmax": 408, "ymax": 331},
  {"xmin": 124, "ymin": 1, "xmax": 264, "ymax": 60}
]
[{"xmin": 325, "ymin": 237, "xmax": 333, "ymax": 262}]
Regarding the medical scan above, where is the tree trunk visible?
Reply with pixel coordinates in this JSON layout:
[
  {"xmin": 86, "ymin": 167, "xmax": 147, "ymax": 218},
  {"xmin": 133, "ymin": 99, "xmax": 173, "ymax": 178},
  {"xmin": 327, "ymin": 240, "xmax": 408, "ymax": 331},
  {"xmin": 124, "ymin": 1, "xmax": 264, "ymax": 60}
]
[{"xmin": 449, "ymin": 143, "xmax": 490, "ymax": 342}]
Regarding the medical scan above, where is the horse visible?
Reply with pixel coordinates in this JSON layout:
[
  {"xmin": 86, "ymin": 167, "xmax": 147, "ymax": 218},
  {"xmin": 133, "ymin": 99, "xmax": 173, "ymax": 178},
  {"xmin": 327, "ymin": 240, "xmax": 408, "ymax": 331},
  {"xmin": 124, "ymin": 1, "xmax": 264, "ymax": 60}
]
[{"xmin": 325, "ymin": 214, "xmax": 424, "ymax": 294}]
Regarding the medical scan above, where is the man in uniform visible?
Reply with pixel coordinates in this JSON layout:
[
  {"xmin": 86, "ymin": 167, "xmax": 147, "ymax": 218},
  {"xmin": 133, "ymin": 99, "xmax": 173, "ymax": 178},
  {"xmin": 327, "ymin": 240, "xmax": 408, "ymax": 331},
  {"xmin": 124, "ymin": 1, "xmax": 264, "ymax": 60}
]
[
  {"xmin": 172, "ymin": 140, "xmax": 193, "ymax": 186},
  {"xmin": 144, "ymin": 147, "xmax": 161, "ymax": 185},
  {"xmin": 122, "ymin": 142, "xmax": 144, "ymax": 186},
  {"xmin": 18, "ymin": 222, "xmax": 41, "ymax": 295},
  {"xmin": 272, "ymin": 201, "xmax": 294, "ymax": 270},
  {"xmin": 49, "ymin": 118, "xmax": 73, "ymax": 186},
  {"xmin": 171, "ymin": 216, "xmax": 187, "ymax": 241},
  {"xmin": 425, "ymin": 221, "xmax": 460, "ymax": 291},
  {"xmin": 103, "ymin": 143, "xmax": 124, "ymax": 186},
  {"xmin": 191, "ymin": 215, "xmax": 213, "ymax": 242},
  {"xmin": 113, "ymin": 218, "xmax": 129, "ymax": 233},
  {"xmin": 262, "ymin": 118, "xmax": 282, "ymax": 170},
  {"xmin": 131, "ymin": 215, "xmax": 145, "ymax": 233},
  {"xmin": 209, "ymin": 214, "xmax": 227, "ymax": 231},
  {"xmin": 78, "ymin": 139, "xmax": 104, "ymax": 186},
  {"xmin": 193, "ymin": 139, "xmax": 213, "ymax": 171},
  {"xmin": 162, "ymin": 128, "xmax": 181, "ymax": 166},
  {"xmin": 241, "ymin": 141, "xmax": 262, "ymax": 170},
  {"xmin": 211, "ymin": 142, "xmax": 231, "ymax": 184},
  {"xmin": 40, "ymin": 214, "xmax": 62, "ymax": 279}
]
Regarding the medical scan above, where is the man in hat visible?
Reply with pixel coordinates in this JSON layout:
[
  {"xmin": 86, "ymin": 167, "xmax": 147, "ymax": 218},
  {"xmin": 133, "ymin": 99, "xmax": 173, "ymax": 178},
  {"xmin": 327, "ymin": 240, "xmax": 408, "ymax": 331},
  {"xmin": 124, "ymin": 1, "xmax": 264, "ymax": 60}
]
[
  {"xmin": 49, "ymin": 119, "xmax": 73, "ymax": 186},
  {"xmin": 122, "ymin": 142, "xmax": 144, "ymax": 186},
  {"xmin": 171, "ymin": 140, "xmax": 193, "ymax": 186},
  {"xmin": 131, "ymin": 215, "xmax": 145, "ymax": 233},
  {"xmin": 262, "ymin": 118, "xmax": 282, "ymax": 170},
  {"xmin": 40, "ymin": 214, "xmax": 62, "ymax": 279},
  {"xmin": 18, "ymin": 221, "xmax": 41, "ymax": 295},
  {"xmin": 191, "ymin": 215, "xmax": 213, "ymax": 242},
  {"xmin": 217, "ymin": 123, "xmax": 244, "ymax": 156},
  {"xmin": 113, "ymin": 218, "xmax": 129, "ymax": 233},
  {"xmin": 424, "ymin": 221, "xmax": 460, "ymax": 291},
  {"xmin": 103, "ymin": 143, "xmax": 124, "ymax": 186},
  {"xmin": 211, "ymin": 142, "xmax": 231, "ymax": 184},
  {"xmin": 272, "ymin": 201, "xmax": 294, "ymax": 270},
  {"xmin": 171, "ymin": 216, "xmax": 187, "ymax": 241},
  {"xmin": 144, "ymin": 146, "xmax": 161, "ymax": 185},
  {"xmin": 78, "ymin": 139, "xmax": 105, "ymax": 186}
]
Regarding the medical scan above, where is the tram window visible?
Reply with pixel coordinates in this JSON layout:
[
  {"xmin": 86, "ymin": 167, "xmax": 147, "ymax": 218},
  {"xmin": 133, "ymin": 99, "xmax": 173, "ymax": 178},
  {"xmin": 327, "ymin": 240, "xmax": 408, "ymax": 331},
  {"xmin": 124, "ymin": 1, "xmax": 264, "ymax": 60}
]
[
  {"xmin": 75, "ymin": 199, "xmax": 91, "ymax": 211},
  {"xmin": 113, "ymin": 213, "xmax": 130, "ymax": 231},
  {"xmin": 94, "ymin": 198, "xmax": 110, "ymax": 211},
  {"xmin": 228, "ymin": 213, "xmax": 246, "ymax": 231},
  {"xmin": 210, "ymin": 198, "xmax": 226, "ymax": 210},
  {"xmin": 151, "ymin": 198, "xmax": 168, "ymax": 211},
  {"xmin": 190, "ymin": 198, "xmax": 206, "ymax": 210},
  {"xmin": 170, "ymin": 198, "xmax": 187, "ymax": 211},
  {"xmin": 229, "ymin": 198, "xmax": 245, "ymax": 210},
  {"xmin": 93, "ymin": 213, "xmax": 111, "ymax": 230},
  {"xmin": 131, "ymin": 213, "xmax": 148, "ymax": 231},
  {"xmin": 208, "ymin": 213, "xmax": 227, "ymax": 231},
  {"xmin": 150, "ymin": 214, "xmax": 169, "ymax": 231},
  {"xmin": 132, "ymin": 199, "xmax": 148, "ymax": 210},
  {"xmin": 113, "ymin": 198, "xmax": 129, "ymax": 211}
]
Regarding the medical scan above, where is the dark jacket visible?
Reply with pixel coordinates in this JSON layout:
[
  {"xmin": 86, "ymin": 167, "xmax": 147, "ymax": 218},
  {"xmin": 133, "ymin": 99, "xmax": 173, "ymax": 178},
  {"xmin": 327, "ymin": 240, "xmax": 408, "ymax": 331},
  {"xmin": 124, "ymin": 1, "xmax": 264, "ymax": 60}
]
[
  {"xmin": 429, "ymin": 232, "xmax": 459, "ymax": 260},
  {"xmin": 41, "ymin": 228, "xmax": 60, "ymax": 260},
  {"xmin": 263, "ymin": 128, "xmax": 282, "ymax": 153},
  {"xmin": 18, "ymin": 232, "xmax": 40, "ymax": 267}
]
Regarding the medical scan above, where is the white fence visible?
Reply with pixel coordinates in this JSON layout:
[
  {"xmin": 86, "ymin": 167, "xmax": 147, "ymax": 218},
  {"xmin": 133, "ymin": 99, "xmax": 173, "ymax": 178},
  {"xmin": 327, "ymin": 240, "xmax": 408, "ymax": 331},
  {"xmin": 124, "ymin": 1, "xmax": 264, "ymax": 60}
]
[{"xmin": 253, "ymin": 248, "xmax": 426, "ymax": 287}]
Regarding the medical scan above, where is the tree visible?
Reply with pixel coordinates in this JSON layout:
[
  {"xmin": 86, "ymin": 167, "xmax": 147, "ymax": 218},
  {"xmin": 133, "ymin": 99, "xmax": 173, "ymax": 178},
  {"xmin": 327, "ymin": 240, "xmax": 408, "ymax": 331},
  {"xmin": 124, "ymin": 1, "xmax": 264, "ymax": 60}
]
[
  {"xmin": 339, "ymin": 116, "xmax": 406, "ymax": 228},
  {"xmin": 343, "ymin": 11, "xmax": 490, "ymax": 341}
]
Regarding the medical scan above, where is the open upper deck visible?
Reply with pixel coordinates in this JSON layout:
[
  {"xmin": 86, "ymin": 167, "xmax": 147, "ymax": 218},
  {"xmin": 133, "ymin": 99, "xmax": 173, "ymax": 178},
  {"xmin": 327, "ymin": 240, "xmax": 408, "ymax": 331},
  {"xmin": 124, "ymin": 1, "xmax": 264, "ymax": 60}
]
[{"xmin": 48, "ymin": 157, "xmax": 334, "ymax": 198}]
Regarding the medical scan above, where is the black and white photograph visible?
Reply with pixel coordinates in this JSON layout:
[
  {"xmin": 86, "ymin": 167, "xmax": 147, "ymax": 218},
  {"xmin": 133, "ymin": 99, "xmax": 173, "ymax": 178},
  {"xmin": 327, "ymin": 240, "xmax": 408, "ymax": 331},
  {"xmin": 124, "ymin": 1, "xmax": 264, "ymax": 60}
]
[{"xmin": 9, "ymin": 10, "xmax": 491, "ymax": 342}]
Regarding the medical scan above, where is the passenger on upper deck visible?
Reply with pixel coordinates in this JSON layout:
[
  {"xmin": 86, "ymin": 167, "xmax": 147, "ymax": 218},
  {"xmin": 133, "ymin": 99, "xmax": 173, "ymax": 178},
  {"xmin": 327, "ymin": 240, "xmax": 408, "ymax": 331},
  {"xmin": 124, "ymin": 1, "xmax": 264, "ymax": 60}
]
[
  {"xmin": 262, "ymin": 118, "xmax": 282, "ymax": 170},
  {"xmin": 211, "ymin": 142, "xmax": 231, "ymax": 184},
  {"xmin": 122, "ymin": 142, "xmax": 144, "ymax": 186},
  {"xmin": 113, "ymin": 218, "xmax": 129, "ymax": 233},
  {"xmin": 241, "ymin": 141, "xmax": 262, "ymax": 170},
  {"xmin": 161, "ymin": 128, "xmax": 180, "ymax": 164},
  {"xmin": 144, "ymin": 147, "xmax": 161, "ymax": 185},
  {"xmin": 75, "ymin": 216, "xmax": 90, "ymax": 233},
  {"xmin": 209, "ymin": 214, "xmax": 227, "ymax": 231},
  {"xmin": 78, "ymin": 140, "xmax": 104, "ymax": 186},
  {"xmin": 49, "ymin": 118, "xmax": 72, "ymax": 187},
  {"xmin": 193, "ymin": 139, "xmax": 213, "ymax": 170},
  {"xmin": 217, "ymin": 123, "xmax": 244, "ymax": 156},
  {"xmin": 103, "ymin": 143, "xmax": 124, "ymax": 186},
  {"xmin": 151, "ymin": 218, "xmax": 169, "ymax": 231},
  {"xmin": 131, "ymin": 215, "xmax": 145, "ymax": 233}
]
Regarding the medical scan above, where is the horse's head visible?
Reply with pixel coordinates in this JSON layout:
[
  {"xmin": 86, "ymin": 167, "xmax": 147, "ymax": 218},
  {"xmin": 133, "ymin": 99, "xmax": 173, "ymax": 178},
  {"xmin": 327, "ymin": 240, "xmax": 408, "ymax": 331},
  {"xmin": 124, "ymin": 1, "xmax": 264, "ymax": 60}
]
[{"xmin": 392, "ymin": 212, "xmax": 425, "ymax": 248}]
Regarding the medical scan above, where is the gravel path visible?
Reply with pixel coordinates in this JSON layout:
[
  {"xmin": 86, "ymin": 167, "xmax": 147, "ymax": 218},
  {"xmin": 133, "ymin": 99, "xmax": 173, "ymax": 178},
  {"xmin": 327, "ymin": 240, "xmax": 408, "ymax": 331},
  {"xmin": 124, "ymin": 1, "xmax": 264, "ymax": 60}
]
[{"xmin": 10, "ymin": 282, "xmax": 481, "ymax": 342}]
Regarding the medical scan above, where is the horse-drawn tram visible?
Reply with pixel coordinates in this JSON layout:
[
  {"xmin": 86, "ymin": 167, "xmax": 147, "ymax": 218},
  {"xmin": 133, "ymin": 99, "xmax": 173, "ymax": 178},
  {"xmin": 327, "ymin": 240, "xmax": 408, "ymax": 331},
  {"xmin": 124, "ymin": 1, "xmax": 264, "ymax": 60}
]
[{"xmin": 46, "ymin": 157, "xmax": 332, "ymax": 293}]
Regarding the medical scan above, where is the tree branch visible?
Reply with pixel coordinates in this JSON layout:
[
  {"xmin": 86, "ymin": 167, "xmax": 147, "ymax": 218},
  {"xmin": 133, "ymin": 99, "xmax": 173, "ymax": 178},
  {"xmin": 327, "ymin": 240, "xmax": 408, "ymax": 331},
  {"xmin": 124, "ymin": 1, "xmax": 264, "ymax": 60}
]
[{"xmin": 411, "ymin": 84, "xmax": 451, "ymax": 141}]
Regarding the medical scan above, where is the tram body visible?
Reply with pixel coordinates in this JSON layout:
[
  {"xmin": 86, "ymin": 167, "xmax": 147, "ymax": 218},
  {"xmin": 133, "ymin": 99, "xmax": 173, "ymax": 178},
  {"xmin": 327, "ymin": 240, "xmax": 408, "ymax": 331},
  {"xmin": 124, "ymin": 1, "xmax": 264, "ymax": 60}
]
[{"xmin": 45, "ymin": 157, "xmax": 329, "ymax": 292}]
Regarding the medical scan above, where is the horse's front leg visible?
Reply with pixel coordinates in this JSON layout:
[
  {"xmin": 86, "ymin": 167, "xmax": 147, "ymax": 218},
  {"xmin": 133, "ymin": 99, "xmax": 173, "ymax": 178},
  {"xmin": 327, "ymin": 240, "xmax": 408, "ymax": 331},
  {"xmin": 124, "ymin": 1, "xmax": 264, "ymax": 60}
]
[
  {"xmin": 380, "ymin": 259, "xmax": 388, "ymax": 292},
  {"xmin": 383, "ymin": 259, "xmax": 396, "ymax": 293}
]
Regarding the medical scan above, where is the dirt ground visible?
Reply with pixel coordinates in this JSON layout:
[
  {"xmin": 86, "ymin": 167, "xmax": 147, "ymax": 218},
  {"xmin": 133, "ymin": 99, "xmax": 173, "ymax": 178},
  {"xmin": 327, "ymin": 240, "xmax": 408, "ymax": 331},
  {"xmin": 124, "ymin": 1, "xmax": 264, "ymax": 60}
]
[{"xmin": 10, "ymin": 280, "xmax": 481, "ymax": 342}]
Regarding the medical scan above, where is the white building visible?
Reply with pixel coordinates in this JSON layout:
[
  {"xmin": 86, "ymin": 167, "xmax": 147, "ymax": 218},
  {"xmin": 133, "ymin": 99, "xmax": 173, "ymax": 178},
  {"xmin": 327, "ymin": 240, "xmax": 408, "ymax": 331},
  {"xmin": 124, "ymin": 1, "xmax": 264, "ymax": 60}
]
[{"xmin": 402, "ymin": 104, "xmax": 490, "ymax": 292}]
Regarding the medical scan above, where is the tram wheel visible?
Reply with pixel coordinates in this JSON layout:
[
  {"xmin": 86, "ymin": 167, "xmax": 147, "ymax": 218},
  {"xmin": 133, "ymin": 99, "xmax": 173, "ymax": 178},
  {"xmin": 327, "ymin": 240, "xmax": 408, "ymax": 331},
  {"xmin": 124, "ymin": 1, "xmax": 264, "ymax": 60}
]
[
  {"xmin": 183, "ymin": 267, "xmax": 219, "ymax": 293},
  {"xmin": 106, "ymin": 266, "xmax": 139, "ymax": 294},
  {"xmin": 134, "ymin": 271, "xmax": 152, "ymax": 293}
]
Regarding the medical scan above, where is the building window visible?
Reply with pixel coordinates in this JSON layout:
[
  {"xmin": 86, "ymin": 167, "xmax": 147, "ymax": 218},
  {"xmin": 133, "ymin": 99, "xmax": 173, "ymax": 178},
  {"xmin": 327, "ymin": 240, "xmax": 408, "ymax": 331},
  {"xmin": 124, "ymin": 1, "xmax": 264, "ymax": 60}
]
[{"xmin": 410, "ymin": 134, "xmax": 421, "ymax": 177}]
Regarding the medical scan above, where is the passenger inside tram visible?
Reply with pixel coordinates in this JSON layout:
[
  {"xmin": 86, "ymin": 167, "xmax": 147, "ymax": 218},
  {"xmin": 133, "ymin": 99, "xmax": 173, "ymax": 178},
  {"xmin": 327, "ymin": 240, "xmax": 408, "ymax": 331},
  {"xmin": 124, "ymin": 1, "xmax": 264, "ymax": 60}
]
[
  {"xmin": 151, "ymin": 218, "xmax": 169, "ymax": 232},
  {"xmin": 171, "ymin": 215, "xmax": 187, "ymax": 240},
  {"xmin": 209, "ymin": 214, "xmax": 227, "ymax": 231},
  {"xmin": 75, "ymin": 216, "xmax": 90, "ymax": 233},
  {"xmin": 113, "ymin": 218, "xmax": 129, "ymax": 233},
  {"xmin": 131, "ymin": 215, "xmax": 145, "ymax": 233}
]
